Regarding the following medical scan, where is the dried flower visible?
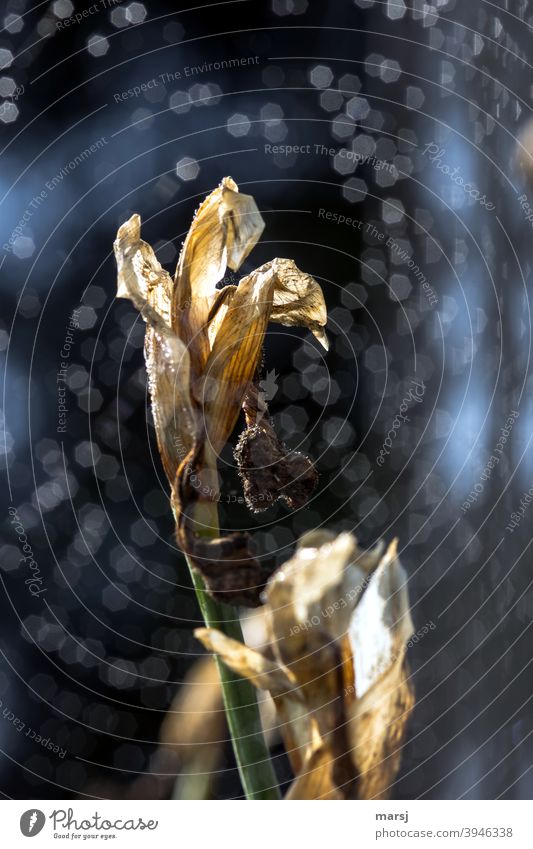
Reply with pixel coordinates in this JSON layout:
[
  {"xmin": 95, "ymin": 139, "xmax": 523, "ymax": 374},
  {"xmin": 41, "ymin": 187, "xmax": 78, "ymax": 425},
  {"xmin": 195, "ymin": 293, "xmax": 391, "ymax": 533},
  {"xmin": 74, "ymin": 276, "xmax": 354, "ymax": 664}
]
[
  {"xmin": 114, "ymin": 177, "xmax": 328, "ymax": 605},
  {"xmin": 196, "ymin": 532, "xmax": 415, "ymax": 799}
]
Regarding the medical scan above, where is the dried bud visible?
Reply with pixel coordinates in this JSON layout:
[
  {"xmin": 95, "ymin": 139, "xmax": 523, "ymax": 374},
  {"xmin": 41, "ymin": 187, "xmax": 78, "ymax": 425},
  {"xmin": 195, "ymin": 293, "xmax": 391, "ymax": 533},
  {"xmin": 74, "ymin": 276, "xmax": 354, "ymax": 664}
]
[{"xmin": 235, "ymin": 421, "xmax": 318, "ymax": 513}]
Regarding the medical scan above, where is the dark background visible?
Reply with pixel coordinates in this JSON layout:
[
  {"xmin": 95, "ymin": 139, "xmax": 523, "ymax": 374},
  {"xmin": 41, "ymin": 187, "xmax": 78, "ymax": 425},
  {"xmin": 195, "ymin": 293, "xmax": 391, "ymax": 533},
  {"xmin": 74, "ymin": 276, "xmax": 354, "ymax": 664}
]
[{"xmin": 1, "ymin": 0, "xmax": 533, "ymax": 799}]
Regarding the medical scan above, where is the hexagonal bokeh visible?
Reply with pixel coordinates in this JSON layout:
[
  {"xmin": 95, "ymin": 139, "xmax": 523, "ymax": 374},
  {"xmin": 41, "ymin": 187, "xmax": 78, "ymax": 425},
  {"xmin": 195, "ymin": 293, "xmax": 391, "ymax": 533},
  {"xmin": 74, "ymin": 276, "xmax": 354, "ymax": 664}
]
[
  {"xmin": 87, "ymin": 35, "xmax": 109, "ymax": 58},
  {"xmin": 4, "ymin": 13, "xmax": 23, "ymax": 33},
  {"xmin": 386, "ymin": 0, "xmax": 406, "ymax": 19},
  {"xmin": 0, "ymin": 76, "xmax": 16, "ymax": 97},
  {"xmin": 227, "ymin": 113, "xmax": 251, "ymax": 136},
  {"xmin": 125, "ymin": 2, "xmax": 147, "ymax": 24},
  {"xmin": 176, "ymin": 156, "xmax": 200, "ymax": 181},
  {"xmin": 382, "ymin": 197, "xmax": 405, "ymax": 224},
  {"xmin": 12, "ymin": 235, "xmax": 34, "ymax": 258},
  {"xmin": 110, "ymin": 7, "xmax": 129, "ymax": 27},
  {"xmin": 52, "ymin": 0, "xmax": 74, "ymax": 18},
  {"xmin": 343, "ymin": 177, "xmax": 368, "ymax": 203},
  {"xmin": 309, "ymin": 64, "xmax": 334, "ymax": 89},
  {"xmin": 169, "ymin": 91, "xmax": 191, "ymax": 114},
  {"xmin": 0, "ymin": 49, "xmax": 14, "ymax": 71},
  {"xmin": 379, "ymin": 59, "xmax": 401, "ymax": 83}
]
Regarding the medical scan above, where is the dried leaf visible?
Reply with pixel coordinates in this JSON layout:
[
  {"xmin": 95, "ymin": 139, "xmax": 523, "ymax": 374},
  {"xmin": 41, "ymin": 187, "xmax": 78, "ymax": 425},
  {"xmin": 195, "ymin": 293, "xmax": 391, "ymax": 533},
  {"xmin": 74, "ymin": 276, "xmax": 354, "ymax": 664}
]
[{"xmin": 348, "ymin": 658, "xmax": 414, "ymax": 799}]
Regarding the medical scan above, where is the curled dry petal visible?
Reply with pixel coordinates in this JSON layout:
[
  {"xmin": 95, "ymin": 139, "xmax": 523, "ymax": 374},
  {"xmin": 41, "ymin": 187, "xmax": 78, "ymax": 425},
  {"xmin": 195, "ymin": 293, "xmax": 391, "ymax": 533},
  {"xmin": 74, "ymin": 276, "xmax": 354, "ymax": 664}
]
[
  {"xmin": 114, "ymin": 214, "xmax": 195, "ymax": 483},
  {"xmin": 346, "ymin": 540, "xmax": 415, "ymax": 799},
  {"xmin": 195, "ymin": 627, "xmax": 294, "ymax": 696},
  {"xmin": 202, "ymin": 257, "xmax": 328, "ymax": 457},
  {"xmin": 265, "ymin": 533, "xmax": 383, "ymax": 650},
  {"xmin": 195, "ymin": 624, "xmax": 313, "ymax": 774},
  {"xmin": 268, "ymin": 257, "xmax": 329, "ymax": 349},
  {"xmin": 173, "ymin": 176, "xmax": 265, "ymax": 377}
]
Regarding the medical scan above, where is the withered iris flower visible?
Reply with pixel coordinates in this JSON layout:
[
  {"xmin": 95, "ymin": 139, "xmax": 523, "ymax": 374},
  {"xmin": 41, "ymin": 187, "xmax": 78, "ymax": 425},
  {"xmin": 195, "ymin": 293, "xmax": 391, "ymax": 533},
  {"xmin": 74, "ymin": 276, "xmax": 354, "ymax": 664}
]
[
  {"xmin": 196, "ymin": 532, "xmax": 415, "ymax": 799},
  {"xmin": 114, "ymin": 177, "xmax": 328, "ymax": 606}
]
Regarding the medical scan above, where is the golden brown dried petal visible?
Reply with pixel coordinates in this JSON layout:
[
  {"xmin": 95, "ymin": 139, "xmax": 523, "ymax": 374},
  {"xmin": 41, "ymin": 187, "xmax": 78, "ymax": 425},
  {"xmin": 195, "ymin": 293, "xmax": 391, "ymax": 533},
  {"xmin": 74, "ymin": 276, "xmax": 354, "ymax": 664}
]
[
  {"xmin": 114, "ymin": 214, "xmax": 195, "ymax": 482},
  {"xmin": 200, "ymin": 263, "xmax": 277, "ymax": 454},
  {"xmin": 265, "ymin": 533, "xmax": 381, "ymax": 653},
  {"xmin": 268, "ymin": 257, "xmax": 329, "ymax": 349},
  {"xmin": 346, "ymin": 540, "xmax": 415, "ymax": 799},
  {"xmin": 201, "ymin": 257, "xmax": 328, "ymax": 455},
  {"xmin": 194, "ymin": 627, "xmax": 294, "ymax": 695},
  {"xmin": 174, "ymin": 177, "xmax": 265, "ymax": 304},
  {"xmin": 285, "ymin": 745, "xmax": 341, "ymax": 800},
  {"xmin": 172, "ymin": 177, "xmax": 265, "ymax": 377},
  {"xmin": 197, "ymin": 531, "xmax": 416, "ymax": 798},
  {"xmin": 348, "ymin": 658, "xmax": 414, "ymax": 799},
  {"xmin": 114, "ymin": 214, "xmax": 173, "ymax": 327},
  {"xmin": 195, "ymin": 625, "xmax": 313, "ymax": 775}
]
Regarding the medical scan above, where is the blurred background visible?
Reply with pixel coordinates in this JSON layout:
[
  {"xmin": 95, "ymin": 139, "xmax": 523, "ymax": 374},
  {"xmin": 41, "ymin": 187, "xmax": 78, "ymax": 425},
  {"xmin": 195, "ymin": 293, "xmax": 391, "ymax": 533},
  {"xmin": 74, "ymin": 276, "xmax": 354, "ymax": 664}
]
[{"xmin": 1, "ymin": 0, "xmax": 533, "ymax": 799}]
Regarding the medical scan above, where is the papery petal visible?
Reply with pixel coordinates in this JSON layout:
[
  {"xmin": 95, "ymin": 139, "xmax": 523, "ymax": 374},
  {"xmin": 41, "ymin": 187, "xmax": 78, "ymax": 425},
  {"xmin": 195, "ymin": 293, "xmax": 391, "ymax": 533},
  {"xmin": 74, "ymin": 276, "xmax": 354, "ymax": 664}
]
[
  {"xmin": 200, "ymin": 263, "xmax": 277, "ymax": 454},
  {"xmin": 174, "ymin": 177, "xmax": 265, "ymax": 304},
  {"xmin": 195, "ymin": 626, "xmax": 314, "ymax": 775},
  {"xmin": 268, "ymin": 257, "xmax": 328, "ymax": 349},
  {"xmin": 115, "ymin": 214, "xmax": 173, "ymax": 328},
  {"xmin": 348, "ymin": 540, "xmax": 414, "ymax": 698},
  {"xmin": 347, "ymin": 540, "xmax": 415, "ymax": 799},
  {"xmin": 285, "ymin": 746, "xmax": 341, "ymax": 800},
  {"xmin": 114, "ymin": 214, "xmax": 195, "ymax": 482},
  {"xmin": 201, "ymin": 257, "xmax": 328, "ymax": 455},
  {"xmin": 172, "ymin": 177, "xmax": 264, "ymax": 377},
  {"xmin": 265, "ymin": 533, "xmax": 382, "ymax": 652},
  {"xmin": 194, "ymin": 627, "xmax": 294, "ymax": 696}
]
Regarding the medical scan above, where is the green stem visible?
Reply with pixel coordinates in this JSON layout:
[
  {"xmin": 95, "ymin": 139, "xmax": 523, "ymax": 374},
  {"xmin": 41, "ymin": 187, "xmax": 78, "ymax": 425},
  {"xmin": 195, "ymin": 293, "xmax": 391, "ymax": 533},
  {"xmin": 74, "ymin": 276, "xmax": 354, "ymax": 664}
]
[{"xmin": 185, "ymin": 559, "xmax": 281, "ymax": 800}]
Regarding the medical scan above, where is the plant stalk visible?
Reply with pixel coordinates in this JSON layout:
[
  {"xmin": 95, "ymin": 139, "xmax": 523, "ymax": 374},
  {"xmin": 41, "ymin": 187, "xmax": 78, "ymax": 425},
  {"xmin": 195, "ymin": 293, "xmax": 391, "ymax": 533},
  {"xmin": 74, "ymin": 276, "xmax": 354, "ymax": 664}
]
[{"xmin": 185, "ymin": 558, "xmax": 281, "ymax": 800}]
